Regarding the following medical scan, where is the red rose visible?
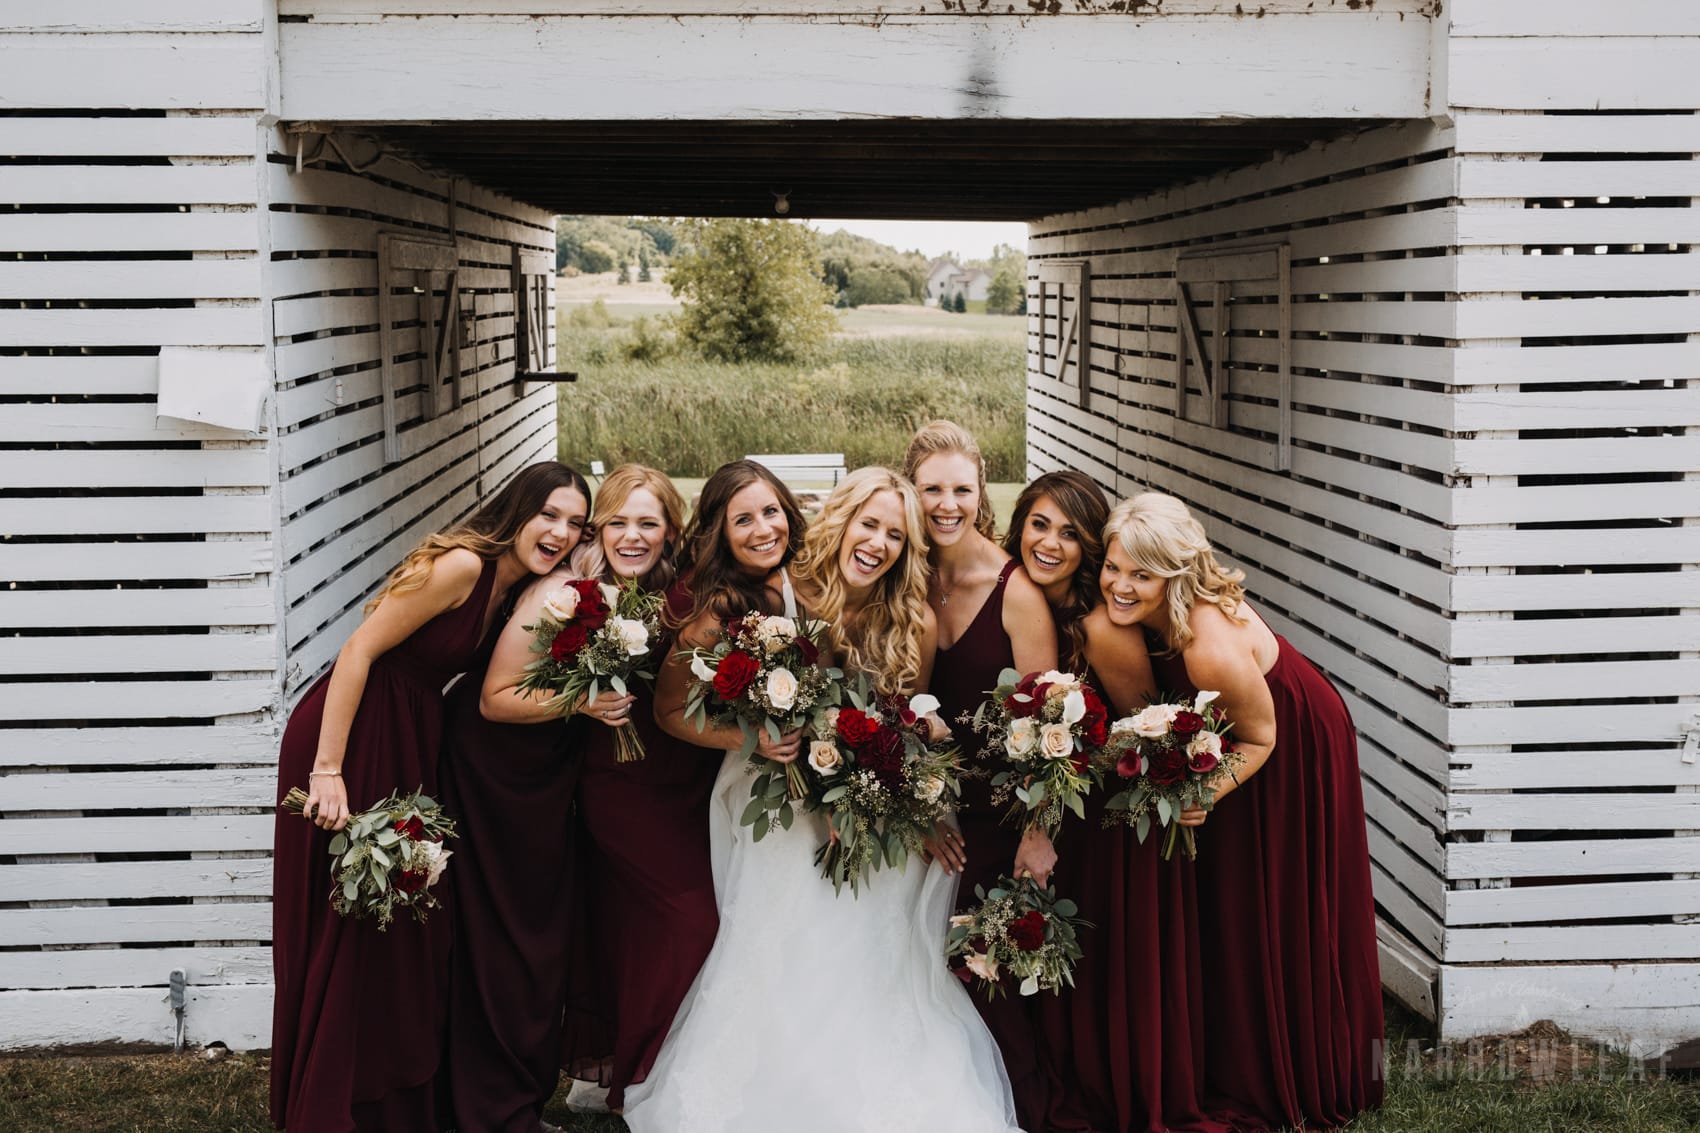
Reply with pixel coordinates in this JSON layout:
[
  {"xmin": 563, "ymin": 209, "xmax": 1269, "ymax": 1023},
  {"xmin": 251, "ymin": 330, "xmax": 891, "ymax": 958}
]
[
  {"xmin": 392, "ymin": 815, "xmax": 426, "ymax": 840},
  {"xmin": 573, "ymin": 581, "xmax": 611, "ymax": 632},
  {"xmin": 712, "ymin": 650, "xmax": 760, "ymax": 699},
  {"xmin": 795, "ymin": 635, "xmax": 819, "ymax": 665},
  {"xmin": 1007, "ymin": 910, "xmax": 1047, "ymax": 952},
  {"xmin": 1146, "ymin": 745, "xmax": 1190, "ymax": 787},
  {"xmin": 1081, "ymin": 687, "xmax": 1110, "ymax": 747},
  {"xmin": 859, "ymin": 726, "xmax": 905, "ymax": 789},
  {"xmin": 395, "ymin": 869, "xmax": 429, "ymax": 895},
  {"xmin": 550, "ymin": 621, "xmax": 589, "ymax": 661},
  {"xmin": 835, "ymin": 707, "xmax": 878, "ymax": 748},
  {"xmin": 1115, "ymin": 749, "xmax": 1142, "ymax": 779},
  {"xmin": 1171, "ymin": 711, "xmax": 1205, "ymax": 737},
  {"xmin": 1006, "ymin": 687, "xmax": 1042, "ymax": 720}
]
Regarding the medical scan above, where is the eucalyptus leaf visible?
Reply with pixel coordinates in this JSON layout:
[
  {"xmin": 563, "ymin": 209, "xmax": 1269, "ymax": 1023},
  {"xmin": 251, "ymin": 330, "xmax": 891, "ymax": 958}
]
[
  {"xmin": 752, "ymin": 813, "xmax": 770, "ymax": 842},
  {"xmin": 764, "ymin": 717, "xmax": 782, "ymax": 742},
  {"xmin": 738, "ymin": 729, "xmax": 758, "ymax": 760},
  {"xmin": 611, "ymin": 674, "xmax": 627, "ymax": 696},
  {"xmin": 1155, "ymin": 796, "xmax": 1173, "ymax": 825},
  {"xmin": 1027, "ymin": 781, "xmax": 1047, "ymax": 805},
  {"xmin": 997, "ymin": 667, "xmax": 1020, "ymax": 686},
  {"xmin": 741, "ymin": 796, "xmax": 770, "ymax": 826},
  {"xmin": 342, "ymin": 878, "xmax": 359, "ymax": 902},
  {"xmin": 1020, "ymin": 975, "xmax": 1040, "ymax": 996},
  {"xmin": 778, "ymin": 801, "xmax": 794, "ymax": 830},
  {"xmin": 821, "ymin": 786, "xmax": 848, "ymax": 803},
  {"xmin": 1054, "ymin": 899, "xmax": 1079, "ymax": 917},
  {"xmin": 370, "ymin": 846, "xmax": 391, "ymax": 870},
  {"xmin": 328, "ymin": 834, "xmax": 348, "ymax": 856},
  {"xmin": 1067, "ymin": 792, "xmax": 1086, "ymax": 821},
  {"xmin": 1135, "ymin": 812, "xmax": 1152, "ymax": 844}
]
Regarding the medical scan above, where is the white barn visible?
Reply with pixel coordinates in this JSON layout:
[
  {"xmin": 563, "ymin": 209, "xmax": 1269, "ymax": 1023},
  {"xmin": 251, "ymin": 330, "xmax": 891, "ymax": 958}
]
[{"xmin": 1, "ymin": 1, "xmax": 1696, "ymax": 1060}]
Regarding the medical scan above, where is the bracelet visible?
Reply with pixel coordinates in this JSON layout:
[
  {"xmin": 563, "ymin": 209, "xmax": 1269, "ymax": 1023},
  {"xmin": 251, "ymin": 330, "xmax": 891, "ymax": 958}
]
[{"xmin": 308, "ymin": 770, "xmax": 342, "ymax": 778}]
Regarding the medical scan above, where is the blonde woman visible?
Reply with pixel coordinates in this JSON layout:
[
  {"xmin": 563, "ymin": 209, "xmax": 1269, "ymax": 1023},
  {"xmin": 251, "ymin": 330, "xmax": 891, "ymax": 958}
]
[
  {"xmin": 271, "ymin": 461, "xmax": 589, "ymax": 1133},
  {"xmin": 623, "ymin": 468, "xmax": 1021, "ymax": 1133},
  {"xmin": 1101, "ymin": 492, "xmax": 1383, "ymax": 1129},
  {"xmin": 902, "ymin": 420, "xmax": 1058, "ymax": 1131}
]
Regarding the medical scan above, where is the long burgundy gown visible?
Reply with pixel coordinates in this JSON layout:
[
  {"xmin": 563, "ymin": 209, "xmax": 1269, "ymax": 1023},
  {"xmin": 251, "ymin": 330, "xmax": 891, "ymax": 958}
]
[
  {"xmin": 931, "ymin": 558, "xmax": 1052, "ymax": 1132},
  {"xmin": 1042, "ymin": 646, "xmax": 1226, "ymax": 1133},
  {"xmin": 439, "ymin": 594, "xmax": 584, "ymax": 1133},
  {"xmin": 271, "ymin": 555, "xmax": 497, "ymax": 1133},
  {"xmin": 562, "ymin": 581, "xmax": 721, "ymax": 1110},
  {"xmin": 1157, "ymin": 635, "xmax": 1384, "ymax": 1131}
]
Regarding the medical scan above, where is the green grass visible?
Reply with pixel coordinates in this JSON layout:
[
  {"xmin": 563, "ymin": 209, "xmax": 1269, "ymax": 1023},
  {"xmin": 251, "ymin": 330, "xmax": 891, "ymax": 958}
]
[
  {"xmin": 5, "ymin": 1002, "xmax": 1695, "ymax": 1132},
  {"xmin": 555, "ymin": 311, "xmax": 1027, "ymax": 481}
]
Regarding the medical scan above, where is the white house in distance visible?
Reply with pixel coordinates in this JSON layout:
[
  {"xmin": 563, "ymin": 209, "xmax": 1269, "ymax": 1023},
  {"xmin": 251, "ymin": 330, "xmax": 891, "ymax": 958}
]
[
  {"xmin": 1, "ymin": 1, "xmax": 1697, "ymax": 1061},
  {"xmin": 925, "ymin": 258, "xmax": 992, "ymax": 305}
]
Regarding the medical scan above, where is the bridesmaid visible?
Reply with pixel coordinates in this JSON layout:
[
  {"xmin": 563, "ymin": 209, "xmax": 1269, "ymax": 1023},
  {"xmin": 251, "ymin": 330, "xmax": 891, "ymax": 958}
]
[
  {"xmin": 436, "ymin": 467, "xmax": 596, "ymax": 1133},
  {"xmin": 1102, "ymin": 493, "xmax": 1384, "ymax": 1130},
  {"xmin": 1008, "ymin": 473, "xmax": 1223, "ymax": 1133},
  {"xmin": 271, "ymin": 460, "xmax": 587, "ymax": 1133},
  {"xmin": 901, "ymin": 421, "xmax": 1058, "ymax": 1132},
  {"xmin": 558, "ymin": 465, "xmax": 721, "ymax": 1115}
]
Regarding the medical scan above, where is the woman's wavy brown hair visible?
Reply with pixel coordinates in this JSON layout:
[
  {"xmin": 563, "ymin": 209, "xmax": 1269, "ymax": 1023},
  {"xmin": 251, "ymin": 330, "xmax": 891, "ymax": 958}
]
[
  {"xmin": 791, "ymin": 467, "xmax": 931, "ymax": 697},
  {"xmin": 1002, "ymin": 470, "xmax": 1109, "ymax": 671},
  {"xmin": 570, "ymin": 463, "xmax": 687, "ymax": 593},
  {"xmin": 672, "ymin": 459, "xmax": 807, "ymax": 627},
  {"xmin": 366, "ymin": 461, "xmax": 590, "ymax": 613}
]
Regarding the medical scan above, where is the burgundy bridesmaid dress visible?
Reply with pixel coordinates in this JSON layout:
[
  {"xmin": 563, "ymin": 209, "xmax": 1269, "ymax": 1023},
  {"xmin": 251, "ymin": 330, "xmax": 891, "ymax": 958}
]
[
  {"xmin": 271, "ymin": 556, "xmax": 497, "ymax": 1133},
  {"xmin": 561, "ymin": 581, "xmax": 721, "ymax": 1111},
  {"xmin": 1042, "ymin": 652, "xmax": 1225, "ymax": 1133},
  {"xmin": 439, "ymin": 606, "xmax": 583, "ymax": 1133},
  {"xmin": 1158, "ymin": 636, "xmax": 1384, "ymax": 1131},
  {"xmin": 932, "ymin": 559, "xmax": 1052, "ymax": 1132}
]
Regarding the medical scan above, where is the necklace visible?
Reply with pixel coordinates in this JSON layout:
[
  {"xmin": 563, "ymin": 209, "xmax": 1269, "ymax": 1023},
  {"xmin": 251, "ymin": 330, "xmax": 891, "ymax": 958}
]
[{"xmin": 934, "ymin": 574, "xmax": 958, "ymax": 606}]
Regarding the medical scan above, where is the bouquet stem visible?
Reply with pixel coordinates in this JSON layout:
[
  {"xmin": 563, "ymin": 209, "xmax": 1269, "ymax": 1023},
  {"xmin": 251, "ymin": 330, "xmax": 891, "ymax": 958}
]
[
  {"xmin": 1161, "ymin": 821, "xmax": 1198, "ymax": 862},
  {"xmin": 783, "ymin": 760, "xmax": 810, "ymax": 801},
  {"xmin": 279, "ymin": 786, "xmax": 311, "ymax": 816},
  {"xmin": 613, "ymin": 721, "xmax": 647, "ymax": 763}
]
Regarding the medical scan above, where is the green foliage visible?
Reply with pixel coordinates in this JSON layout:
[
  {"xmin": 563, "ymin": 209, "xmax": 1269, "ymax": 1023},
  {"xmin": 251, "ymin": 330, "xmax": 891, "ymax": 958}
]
[
  {"xmin": 638, "ymin": 247, "xmax": 653, "ymax": 283},
  {"xmin": 667, "ymin": 218, "xmax": 838, "ymax": 364},
  {"xmin": 617, "ymin": 259, "xmax": 632, "ymax": 285},
  {"xmin": 952, "ymin": 290, "xmax": 968, "ymax": 314},
  {"xmin": 842, "ymin": 265, "xmax": 914, "ymax": 308},
  {"xmin": 818, "ymin": 228, "xmax": 928, "ymax": 308},
  {"xmin": 556, "ymin": 315, "xmax": 1026, "ymax": 480},
  {"xmin": 556, "ymin": 216, "xmax": 680, "ymax": 274},
  {"xmin": 985, "ymin": 264, "xmax": 1024, "ymax": 316},
  {"xmin": 577, "ymin": 239, "xmax": 617, "ymax": 276}
]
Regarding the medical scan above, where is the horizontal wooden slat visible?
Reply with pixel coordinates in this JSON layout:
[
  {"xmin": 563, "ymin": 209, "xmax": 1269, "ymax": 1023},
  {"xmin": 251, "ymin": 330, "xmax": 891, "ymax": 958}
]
[
  {"xmin": 0, "ymin": 946, "xmax": 270, "ymax": 992},
  {"xmin": 0, "ymin": 306, "xmax": 262, "ymax": 348},
  {"xmin": 1447, "ymin": 835, "xmax": 1700, "ymax": 880},
  {"xmin": 0, "ymin": 768, "xmax": 275, "ymax": 811},
  {"xmin": 1450, "ymin": 660, "xmax": 1700, "ymax": 704},
  {"xmin": 0, "ymin": 258, "xmax": 262, "ymax": 301},
  {"xmin": 0, "ymin": 815, "xmax": 271, "ymax": 855},
  {"xmin": 1453, "ymin": 615, "xmax": 1697, "ymax": 658},
  {"xmin": 0, "ymin": 163, "xmax": 257, "ymax": 205},
  {"xmin": 1441, "ymin": 963, "xmax": 1699, "ymax": 1055},
  {"xmin": 0, "ymin": 679, "xmax": 275, "ymax": 722},
  {"xmin": 0, "ymin": 633, "xmax": 277, "ymax": 676},
  {"xmin": 0, "ymin": 860, "xmax": 271, "ymax": 904},
  {"xmin": 0, "ymin": 2, "xmax": 264, "ymax": 31},
  {"xmin": 0, "ymin": 447, "xmax": 268, "ymax": 489},
  {"xmin": 0, "ymin": 724, "xmax": 278, "ymax": 768},
  {"xmin": 1451, "ymin": 748, "xmax": 1700, "ymax": 791},
  {"xmin": 2, "ymin": 494, "xmax": 271, "ymax": 536},
  {"xmin": 1450, "ymin": 37, "xmax": 1700, "ymax": 112},
  {"xmin": 0, "ymin": 904, "xmax": 269, "ymax": 948},
  {"xmin": 0, "ymin": 540, "xmax": 273, "ymax": 583},
  {"xmin": 0, "ymin": 587, "xmax": 276, "ymax": 630},
  {"xmin": 0, "ymin": 983, "xmax": 272, "ymax": 1050},
  {"xmin": 1449, "ymin": 790, "xmax": 1700, "ymax": 832},
  {"xmin": 0, "ymin": 114, "xmax": 258, "ymax": 157},
  {"xmin": 0, "ymin": 211, "xmax": 258, "ymax": 253},
  {"xmin": 1445, "ymin": 924, "xmax": 1700, "ymax": 965},
  {"xmin": 1453, "ymin": 111, "xmax": 1700, "ymax": 155},
  {"xmin": 2, "ymin": 34, "xmax": 264, "ymax": 109},
  {"xmin": 1447, "ymin": 879, "xmax": 1700, "ymax": 927}
]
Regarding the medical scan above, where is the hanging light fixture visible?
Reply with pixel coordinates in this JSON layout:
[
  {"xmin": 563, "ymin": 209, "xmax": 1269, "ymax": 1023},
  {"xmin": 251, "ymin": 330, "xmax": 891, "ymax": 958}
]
[{"xmin": 772, "ymin": 188, "xmax": 792, "ymax": 216}]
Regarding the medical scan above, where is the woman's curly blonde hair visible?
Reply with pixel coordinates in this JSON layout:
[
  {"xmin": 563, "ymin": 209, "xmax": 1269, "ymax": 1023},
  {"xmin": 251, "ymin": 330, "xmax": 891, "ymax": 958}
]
[
  {"xmin": 1104, "ymin": 492, "xmax": 1246, "ymax": 653},
  {"xmin": 791, "ymin": 467, "xmax": 932, "ymax": 697}
]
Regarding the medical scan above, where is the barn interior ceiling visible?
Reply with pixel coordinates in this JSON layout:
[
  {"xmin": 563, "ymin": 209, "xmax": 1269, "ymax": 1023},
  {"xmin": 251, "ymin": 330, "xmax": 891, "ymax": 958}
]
[{"xmin": 361, "ymin": 119, "xmax": 1380, "ymax": 221}]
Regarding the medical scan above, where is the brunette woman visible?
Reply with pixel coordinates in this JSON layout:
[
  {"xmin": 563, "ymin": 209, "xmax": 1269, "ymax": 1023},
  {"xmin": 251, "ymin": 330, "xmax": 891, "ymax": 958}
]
[
  {"xmin": 1009, "ymin": 473, "xmax": 1224, "ymax": 1133},
  {"xmin": 1102, "ymin": 493, "xmax": 1384, "ymax": 1130},
  {"xmin": 271, "ymin": 461, "xmax": 587, "ymax": 1133},
  {"xmin": 556, "ymin": 465, "xmax": 721, "ymax": 1114},
  {"xmin": 902, "ymin": 421, "xmax": 1058, "ymax": 1131}
]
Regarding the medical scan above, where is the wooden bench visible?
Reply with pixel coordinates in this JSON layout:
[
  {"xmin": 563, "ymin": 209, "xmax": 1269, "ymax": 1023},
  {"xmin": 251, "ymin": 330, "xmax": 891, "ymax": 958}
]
[{"xmin": 744, "ymin": 452, "xmax": 848, "ymax": 488}]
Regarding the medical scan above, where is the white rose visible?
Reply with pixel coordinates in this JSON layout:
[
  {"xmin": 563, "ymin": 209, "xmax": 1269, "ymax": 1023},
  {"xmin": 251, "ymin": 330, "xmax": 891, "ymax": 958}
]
[
  {"xmin": 420, "ymin": 841, "xmax": 451, "ymax": 888},
  {"xmin": 1188, "ymin": 731, "xmax": 1223, "ymax": 760},
  {"xmin": 1193, "ymin": 689, "xmax": 1221, "ymax": 715},
  {"xmin": 758, "ymin": 615, "xmax": 797, "ymax": 648},
  {"xmin": 690, "ymin": 654, "xmax": 716, "ymax": 683},
  {"xmin": 1036, "ymin": 669, "xmax": 1073, "ymax": 689},
  {"xmin": 1005, "ymin": 717, "xmax": 1039, "ymax": 758},
  {"xmin": 914, "ymin": 775, "xmax": 946, "ymax": 802},
  {"xmin": 821, "ymin": 706, "xmax": 841, "ymax": 733},
  {"xmin": 1038, "ymin": 722, "xmax": 1075, "ymax": 761},
  {"xmin": 1129, "ymin": 703, "xmax": 1180, "ymax": 739},
  {"xmin": 608, "ymin": 615, "xmax": 649, "ymax": 657},
  {"xmin": 965, "ymin": 951, "xmax": 1000, "ymax": 982},
  {"xmin": 766, "ymin": 667, "xmax": 798, "ymax": 712},
  {"xmin": 541, "ymin": 585, "xmax": 580, "ymax": 622},
  {"xmin": 949, "ymin": 914, "xmax": 974, "ymax": 929},
  {"xmin": 1061, "ymin": 689, "xmax": 1087, "ymax": 726},
  {"xmin": 807, "ymin": 740, "xmax": 842, "ymax": 776}
]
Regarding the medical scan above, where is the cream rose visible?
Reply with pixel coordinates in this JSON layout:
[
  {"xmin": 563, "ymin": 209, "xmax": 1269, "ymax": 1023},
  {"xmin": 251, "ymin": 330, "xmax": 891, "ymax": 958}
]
[
  {"xmin": 1129, "ymin": 703, "xmax": 1180, "ymax": 739},
  {"xmin": 766, "ymin": 666, "xmax": 798, "ymax": 712},
  {"xmin": 608, "ymin": 615, "xmax": 650, "ymax": 657},
  {"xmin": 757, "ymin": 615, "xmax": 797, "ymax": 653},
  {"xmin": 420, "ymin": 841, "xmax": 451, "ymax": 888},
  {"xmin": 1187, "ymin": 731, "xmax": 1223, "ymax": 760},
  {"xmin": 949, "ymin": 914, "xmax": 974, "ymax": 929},
  {"xmin": 1038, "ymin": 722, "xmax": 1075, "ymax": 761},
  {"xmin": 1036, "ymin": 669, "xmax": 1073, "ymax": 689},
  {"xmin": 965, "ymin": 951, "xmax": 1000, "ymax": 982},
  {"xmin": 1005, "ymin": 716, "xmax": 1039, "ymax": 758},
  {"xmin": 541, "ymin": 585, "xmax": 580, "ymax": 622},
  {"xmin": 914, "ymin": 775, "xmax": 946, "ymax": 803},
  {"xmin": 807, "ymin": 740, "xmax": 842, "ymax": 776}
]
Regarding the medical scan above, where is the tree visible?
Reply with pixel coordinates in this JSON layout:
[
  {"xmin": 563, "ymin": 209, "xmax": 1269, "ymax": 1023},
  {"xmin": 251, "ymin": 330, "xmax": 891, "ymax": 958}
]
[
  {"xmin": 578, "ymin": 240, "xmax": 617, "ymax": 275},
  {"xmin": 618, "ymin": 258, "xmax": 632, "ymax": 285},
  {"xmin": 985, "ymin": 265, "xmax": 1023, "ymax": 315},
  {"xmin": 952, "ymin": 290, "xmax": 968, "ymax": 314},
  {"xmin": 668, "ymin": 218, "xmax": 837, "ymax": 364},
  {"xmin": 843, "ymin": 266, "xmax": 912, "ymax": 308},
  {"xmin": 638, "ymin": 248, "xmax": 653, "ymax": 283}
]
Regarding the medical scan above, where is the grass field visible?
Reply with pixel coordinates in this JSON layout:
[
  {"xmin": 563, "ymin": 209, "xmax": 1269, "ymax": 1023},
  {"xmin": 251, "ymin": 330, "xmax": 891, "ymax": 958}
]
[
  {"xmin": 5, "ymin": 1000, "xmax": 1695, "ymax": 1132},
  {"xmin": 554, "ymin": 299, "xmax": 1029, "ymax": 481}
]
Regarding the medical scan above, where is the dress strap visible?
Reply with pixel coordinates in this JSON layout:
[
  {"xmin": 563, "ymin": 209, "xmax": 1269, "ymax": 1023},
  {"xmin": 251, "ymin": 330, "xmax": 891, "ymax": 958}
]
[
  {"xmin": 994, "ymin": 558, "xmax": 1019, "ymax": 591},
  {"xmin": 779, "ymin": 569, "xmax": 799, "ymax": 620}
]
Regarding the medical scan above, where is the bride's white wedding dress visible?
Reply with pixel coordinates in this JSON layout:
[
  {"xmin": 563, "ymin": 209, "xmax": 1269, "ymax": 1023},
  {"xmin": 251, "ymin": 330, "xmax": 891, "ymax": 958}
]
[{"xmin": 623, "ymin": 579, "xmax": 1023, "ymax": 1133}]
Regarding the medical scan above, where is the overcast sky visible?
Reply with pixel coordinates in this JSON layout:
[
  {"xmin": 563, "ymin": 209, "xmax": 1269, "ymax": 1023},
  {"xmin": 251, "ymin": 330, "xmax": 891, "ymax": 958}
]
[{"xmin": 807, "ymin": 219, "xmax": 1027, "ymax": 262}]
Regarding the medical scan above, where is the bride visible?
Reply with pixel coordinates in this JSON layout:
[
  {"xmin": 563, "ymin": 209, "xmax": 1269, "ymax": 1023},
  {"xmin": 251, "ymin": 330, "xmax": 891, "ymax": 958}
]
[{"xmin": 631, "ymin": 465, "xmax": 1022, "ymax": 1132}]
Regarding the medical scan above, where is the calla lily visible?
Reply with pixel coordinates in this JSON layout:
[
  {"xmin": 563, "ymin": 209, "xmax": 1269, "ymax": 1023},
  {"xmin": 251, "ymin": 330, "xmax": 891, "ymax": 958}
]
[
  {"xmin": 908, "ymin": 692, "xmax": 941, "ymax": 717},
  {"xmin": 1194, "ymin": 690, "xmax": 1221, "ymax": 714},
  {"xmin": 690, "ymin": 654, "xmax": 716, "ymax": 682},
  {"xmin": 1061, "ymin": 689, "xmax": 1086, "ymax": 726}
]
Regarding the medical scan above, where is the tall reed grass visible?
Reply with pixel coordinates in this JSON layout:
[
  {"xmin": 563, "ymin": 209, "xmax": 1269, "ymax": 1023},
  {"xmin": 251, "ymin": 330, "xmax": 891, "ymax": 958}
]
[{"xmin": 554, "ymin": 313, "xmax": 1026, "ymax": 479}]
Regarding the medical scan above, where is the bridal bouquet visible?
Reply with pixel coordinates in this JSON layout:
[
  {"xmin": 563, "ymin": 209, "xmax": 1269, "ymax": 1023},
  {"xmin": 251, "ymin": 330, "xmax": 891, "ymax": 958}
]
[
  {"xmin": 946, "ymin": 875, "xmax": 1088, "ymax": 999},
  {"xmin": 961, "ymin": 668, "xmax": 1109, "ymax": 835},
  {"xmin": 514, "ymin": 577, "xmax": 666, "ymax": 761},
  {"xmin": 1099, "ymin": 690, "xmax": 1241, "ymax": 860},
  {"xmin": 680, "ymin": 611, "xmax": 842, "ymax": 840},
  {"xmin": 279, "ymin": 787, "xmax": 455, "ymax": 930},
  {"xmin": 804, "ymin": 676, "xmax": 962, "ymax": 895}
]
